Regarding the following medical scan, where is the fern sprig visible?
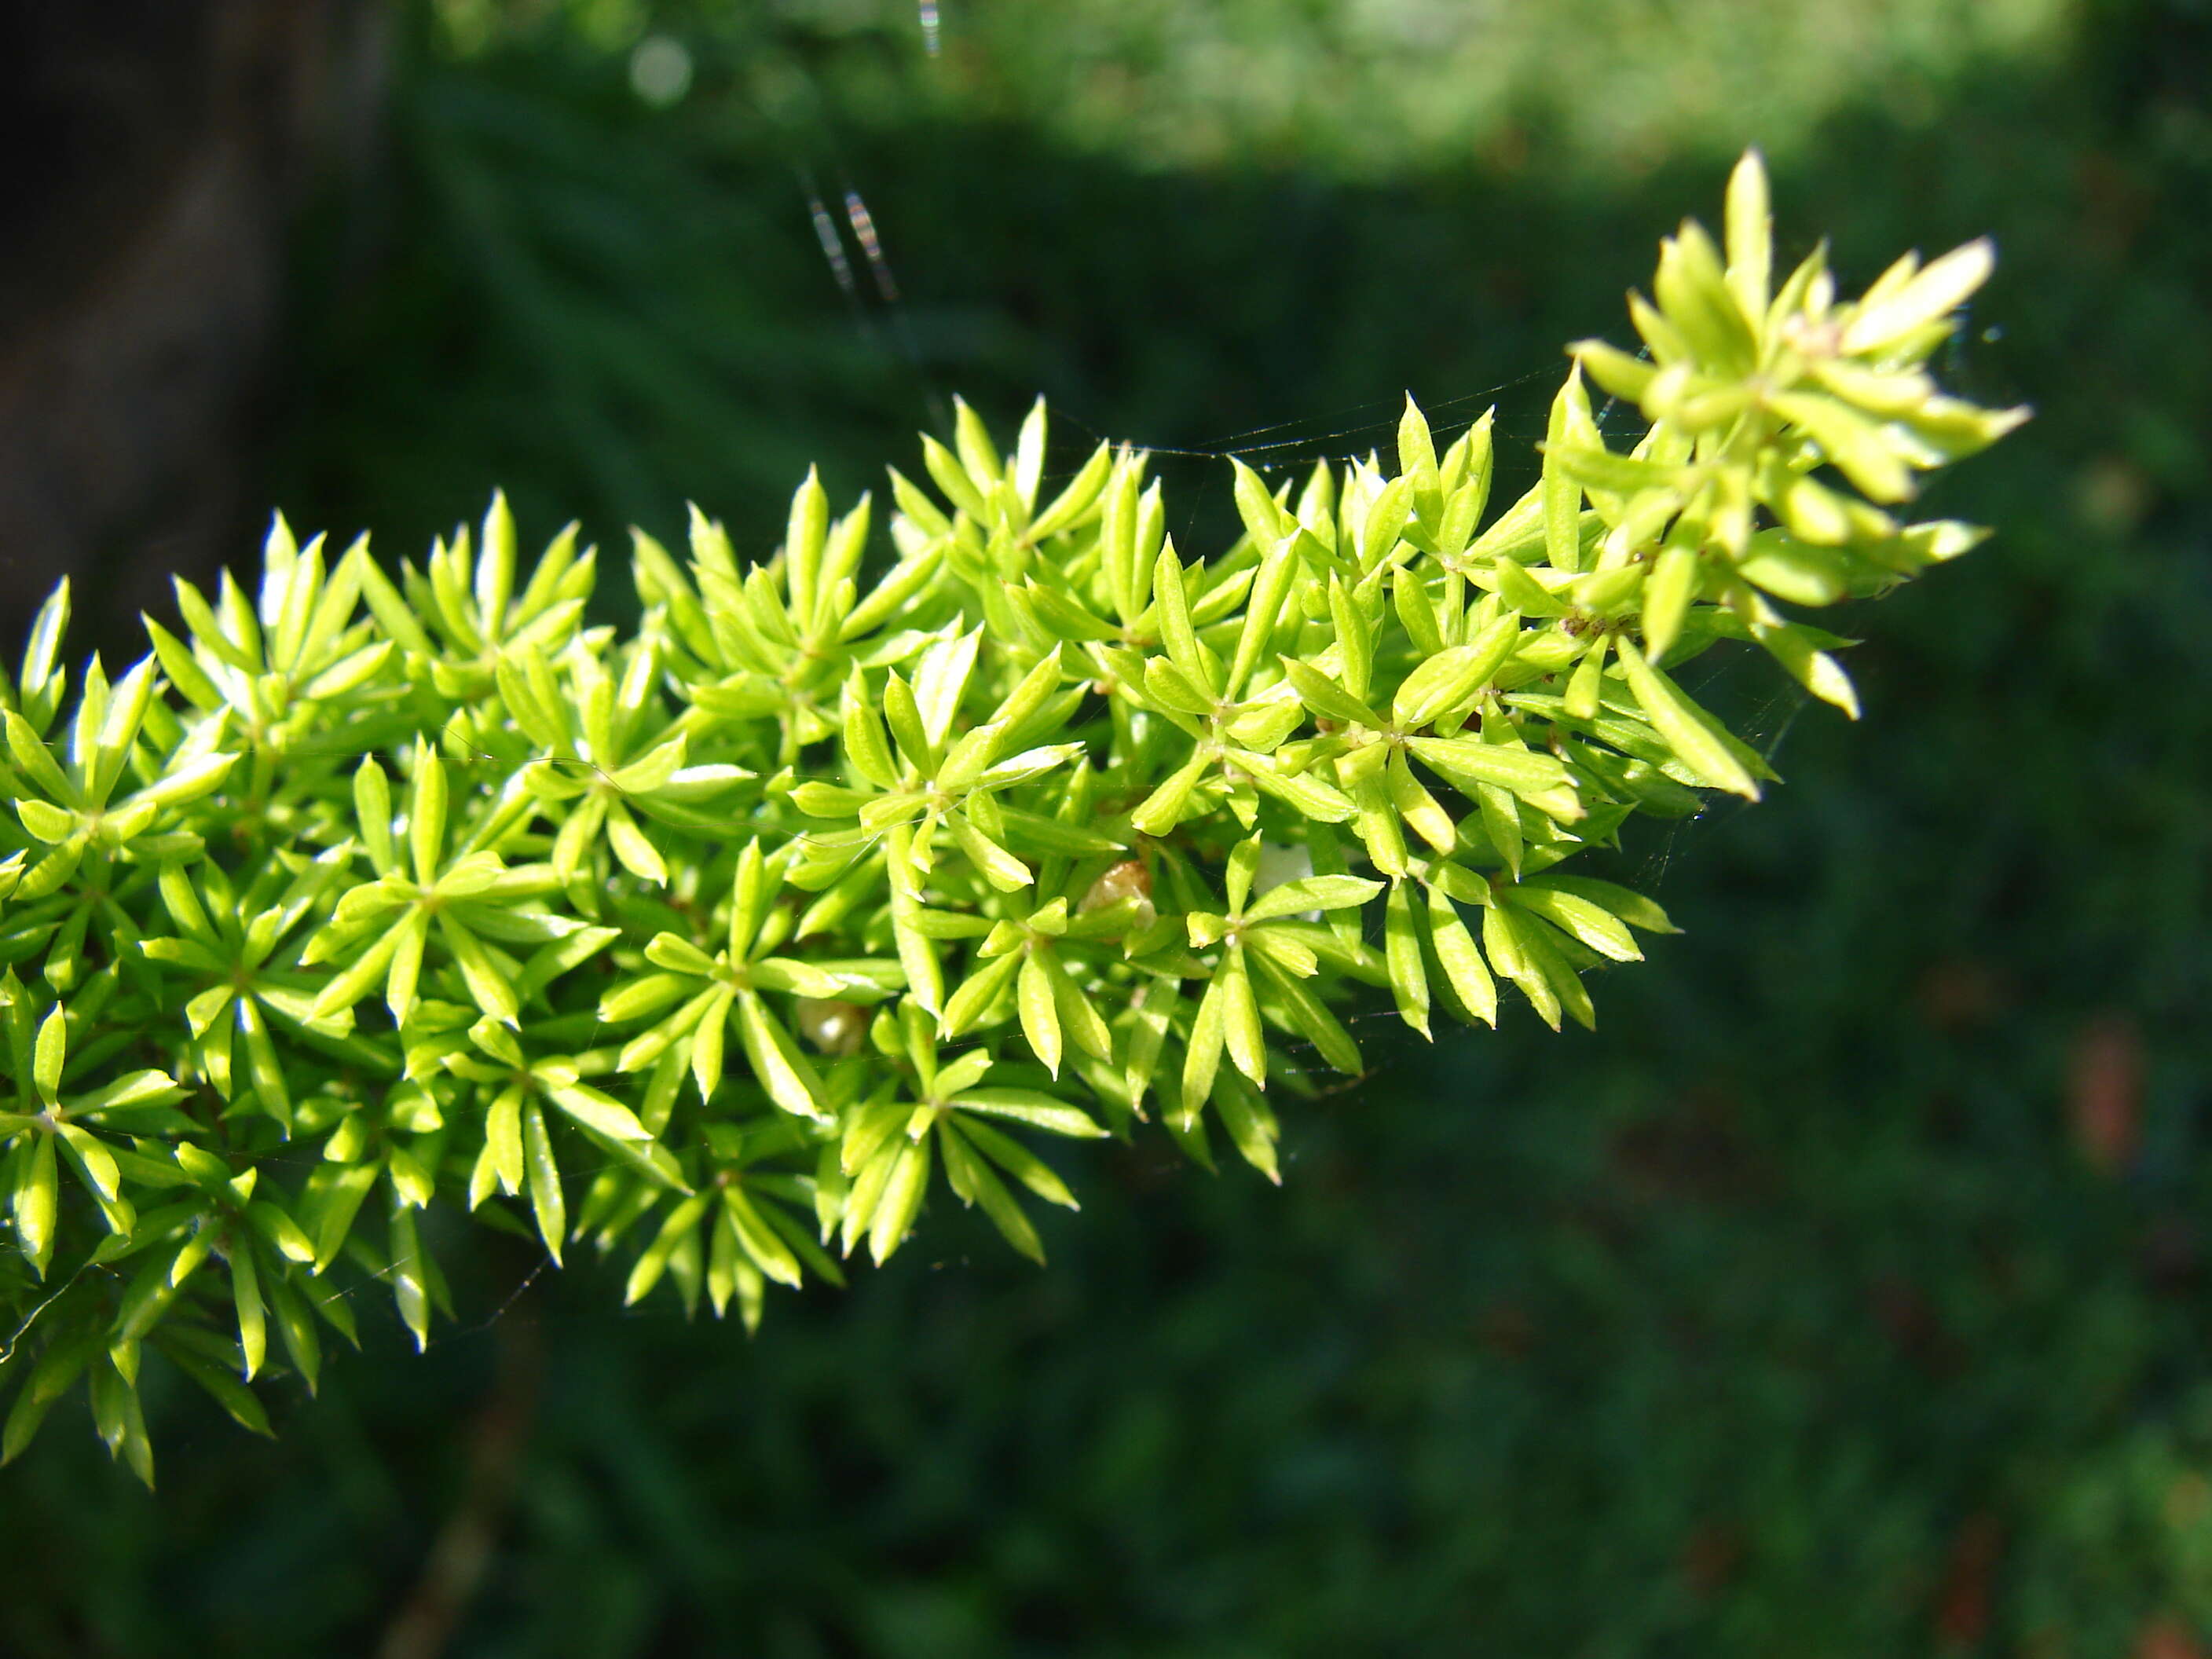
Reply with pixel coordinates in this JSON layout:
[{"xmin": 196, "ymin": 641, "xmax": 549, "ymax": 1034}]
[{"xmin": 0, "ymin": 152, "xmax": 2024, "ymax": 1484}]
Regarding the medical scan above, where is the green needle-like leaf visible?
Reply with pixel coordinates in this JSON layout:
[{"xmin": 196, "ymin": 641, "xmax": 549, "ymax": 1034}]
[{"xmin": 0, "ymin": 152, "xmax": 2019, "ymax": 1467}]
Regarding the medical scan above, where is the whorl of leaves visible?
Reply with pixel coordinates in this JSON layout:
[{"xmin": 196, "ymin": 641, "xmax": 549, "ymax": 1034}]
[{"xmin": 0, "ymin": 154, "xmax": 2022, "ymax": 1483}]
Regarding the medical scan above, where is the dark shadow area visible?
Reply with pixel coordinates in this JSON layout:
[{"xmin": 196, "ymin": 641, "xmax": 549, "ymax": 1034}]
[{"xmin": 0, "ymin": 0, "xmax": 388, "ymax": 654}]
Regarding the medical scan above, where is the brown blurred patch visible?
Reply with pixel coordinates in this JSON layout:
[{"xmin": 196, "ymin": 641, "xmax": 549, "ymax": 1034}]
[
  {"xmin": 2164, "ymin": 1474, "xmax": 2211, "ymax": 1532},
  {"xmin": 1680, "ymin": 1522, "xmax": 1742, "ymax": 1599},
  {"xmin": 1919, "ymin": 958, "xmax": 2005, "ymax": 1034},
  {"xmin": 1482, "ymin": 122, "xmax": 1530, "ymax": 177},
  {"xmin": 2077, "ymin": 148, "xmax": 2154, "ymax": 261},
  {"xmin": 2137, "ymin": 1617, "xmax": 2207, "ymax": 1659},
  {"xmin": 1474, "ymin": 1299, "xmax": 1533, "ymax": 1361},
  {"xmin": 2068, "ymin": 1015, "xmax": 2144, "ymax": 1176},
  {"xmin": 1609, "ymin": 1086, "xmax": 1772, "ymax": 1207},
  {"xmin": 1932, "ymin": 1511, "xmax": 2002, "ymax": 1648},
  {"xmin": 2142, "ymin": 1214, "xmax": 2200, "ymax": 1296},
  {"xmin": 1873, "ymin": 1273, "xmax": 1961, "ymax": 1376},
  {"xmin": 2075, "ymin": 453, "xmax": 2156, "ymax": 537}
]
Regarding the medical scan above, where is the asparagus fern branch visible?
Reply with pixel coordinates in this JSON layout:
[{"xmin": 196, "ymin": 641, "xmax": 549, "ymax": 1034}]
[{"xmin": 0, "ymin": 154, "xmax": 2024, "ymax": 1484}]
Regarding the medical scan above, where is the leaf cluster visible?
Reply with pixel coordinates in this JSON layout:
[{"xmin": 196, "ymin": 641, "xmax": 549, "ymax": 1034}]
[{"xmin": 0, "ymin": 153, "xmax": 2020, "ymax": 1482}]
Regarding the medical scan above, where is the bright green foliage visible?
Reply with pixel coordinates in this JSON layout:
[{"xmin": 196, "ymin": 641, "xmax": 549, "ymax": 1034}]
[{"xmin": 0, "ymin": 154, "xmax": 2020, "ymax": 1484}]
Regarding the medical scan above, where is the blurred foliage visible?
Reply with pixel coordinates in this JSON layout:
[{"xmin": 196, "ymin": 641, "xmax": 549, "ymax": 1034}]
[
  {"xmin": 6, "ymin": 0, "xmax": 2212, "ymax": 1653},
  {"xmin": 431, "ymin": 0, "xmax": 2077, "ymax": 174}
]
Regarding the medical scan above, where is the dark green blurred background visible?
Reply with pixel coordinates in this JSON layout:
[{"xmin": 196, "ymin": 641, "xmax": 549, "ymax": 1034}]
[{"xmin": 3, "ymin": 0, "xmax": 2209, "ymax": 1652}]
